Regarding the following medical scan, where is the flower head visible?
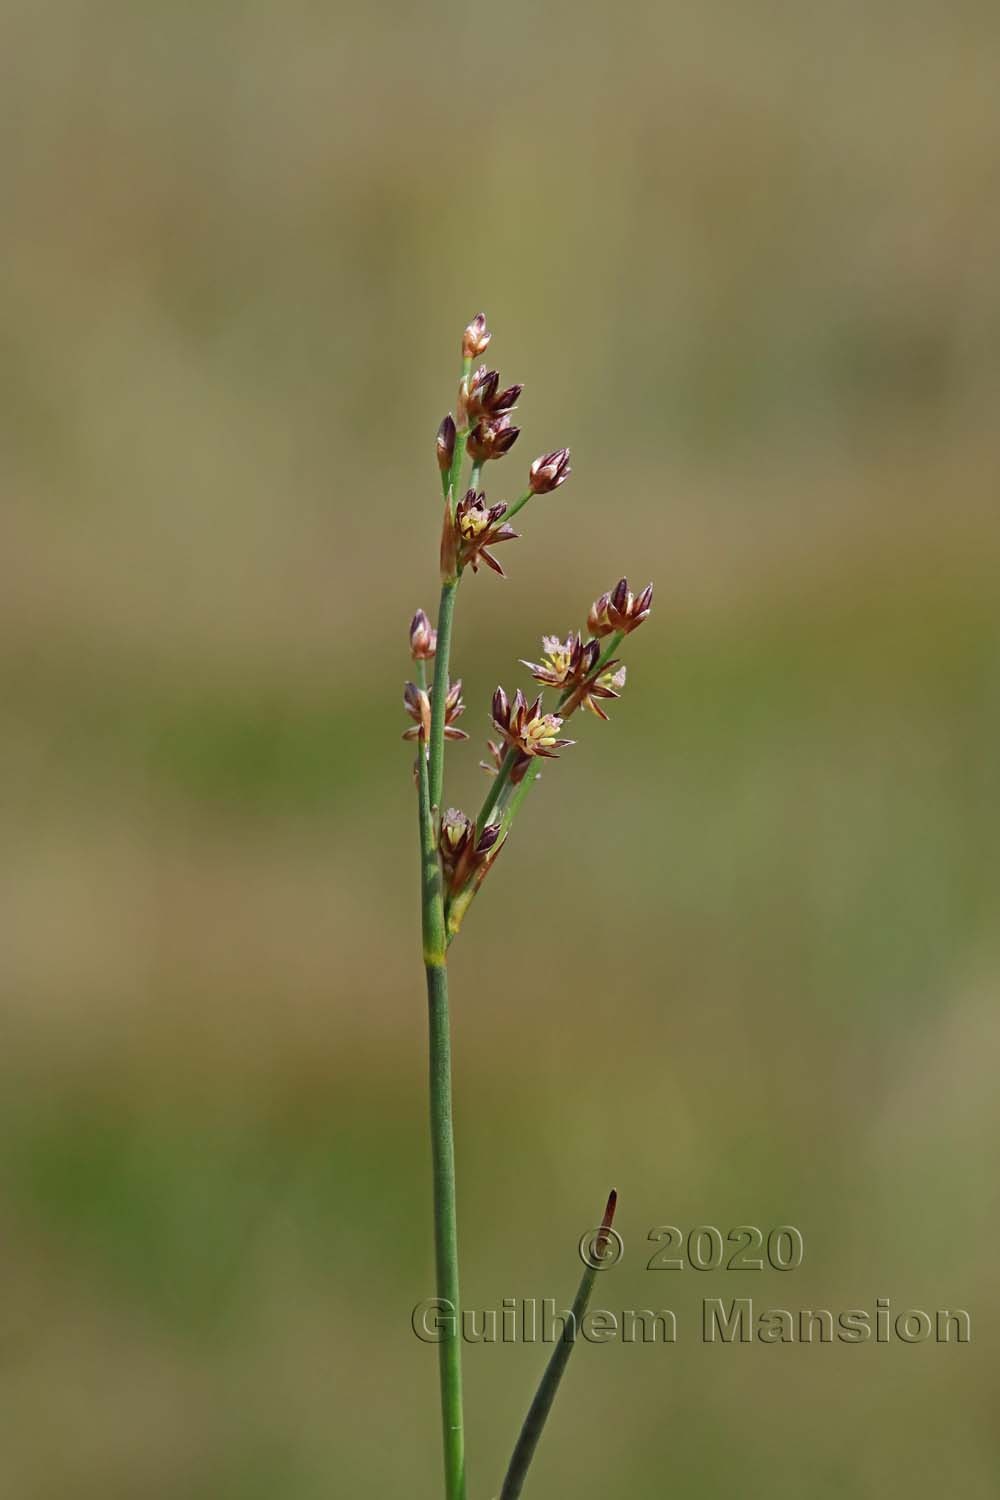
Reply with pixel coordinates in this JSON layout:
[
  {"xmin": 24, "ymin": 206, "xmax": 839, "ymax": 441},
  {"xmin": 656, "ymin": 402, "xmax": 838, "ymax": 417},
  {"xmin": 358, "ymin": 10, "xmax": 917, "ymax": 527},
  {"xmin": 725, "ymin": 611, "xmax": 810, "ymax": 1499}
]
[
  {"xmin": 521, "ymin": 632, "xmax": 597, "ymax": 691},
  {"xmin": 403, "ymin": 679, "xmax": 468, "ymax": 742},
  {"xmin": 467, "ymin": 415, "xmax": 520, "ymax": 463},
  {"xmin": 522, "ymin": 632, "xmax": 625, "ymax": 720},
  {"xmin": 491, "ymin": 686, "xmax": 574, "ymax": 761},
  {"xmin": 528, "ymin": 447, "xmax": 572, "ymax": 494},
  {"xmin": 465, "ymin": 366, "xmax": 524, "ymax": 422},
  {"xmin": 453, "ymin": 490, "xmax": 519, "ymax": 576},
  {"xmin": 409, "ymin": 609, "xmax": 437, "ymax": 661},
  {"xmin": 439, "ymin": 808, "xmax": 502, "ymax": 894},
  {"xmin": 462, "ymin": 313, "xmax": 492, "ymax": 359},
  {"xmin": 588, "ymin": 577, "xmax": 653, "ymax": 637}
]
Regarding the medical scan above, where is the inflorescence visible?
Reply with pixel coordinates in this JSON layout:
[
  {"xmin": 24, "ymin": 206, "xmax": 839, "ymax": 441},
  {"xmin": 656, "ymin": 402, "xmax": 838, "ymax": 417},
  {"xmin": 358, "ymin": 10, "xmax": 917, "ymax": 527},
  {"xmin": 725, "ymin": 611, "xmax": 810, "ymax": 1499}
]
[{"xmin": 406, "ymin": 312, "xmax": 652, "ymax": 937}]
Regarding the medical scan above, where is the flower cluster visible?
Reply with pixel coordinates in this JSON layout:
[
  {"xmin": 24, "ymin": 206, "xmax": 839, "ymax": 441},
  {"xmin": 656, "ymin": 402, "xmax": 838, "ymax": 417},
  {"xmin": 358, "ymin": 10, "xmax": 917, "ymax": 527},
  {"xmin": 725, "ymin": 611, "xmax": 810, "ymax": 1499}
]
[
  {"xmin": 402, "ymin": 678, "xmax": 468, "ymax": 743},
  {"xmin": 439, "ymin": 809, "xmax": 502, "ymax": 895},
  {"xmin": 521, "ymin": 632, "xmax": 625, "ymax": 720},
  {"xmin": 408, "ymin": 315, "xmax": 654, "ymax": 941},
  {"xmin": 466, "ymin": 366, "xmax": 523, "ymax": 423},
  {"xmin": 443, "ymin": 490, "xmax": 519, "ymax": 577},
  {"xmin": 491, "ymin": 687, "xmax": 574, "ymax": 762}
]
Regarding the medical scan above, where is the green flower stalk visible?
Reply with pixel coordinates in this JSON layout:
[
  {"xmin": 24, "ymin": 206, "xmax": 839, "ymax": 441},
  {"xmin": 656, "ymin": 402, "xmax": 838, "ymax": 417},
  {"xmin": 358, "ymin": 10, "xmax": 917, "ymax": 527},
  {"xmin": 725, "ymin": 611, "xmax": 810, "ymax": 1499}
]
[{"xmin": 406, "ymin": 314, "xmax": 652, "ymax": 1499}]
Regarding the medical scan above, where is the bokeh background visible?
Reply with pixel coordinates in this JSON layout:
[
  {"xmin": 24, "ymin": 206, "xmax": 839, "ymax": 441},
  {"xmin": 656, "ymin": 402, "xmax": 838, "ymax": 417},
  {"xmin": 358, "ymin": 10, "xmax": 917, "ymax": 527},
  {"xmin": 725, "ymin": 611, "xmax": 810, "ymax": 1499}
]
[{"xmin": 3, "ymin": 1, "xmax": 999, "ymax": 1495}]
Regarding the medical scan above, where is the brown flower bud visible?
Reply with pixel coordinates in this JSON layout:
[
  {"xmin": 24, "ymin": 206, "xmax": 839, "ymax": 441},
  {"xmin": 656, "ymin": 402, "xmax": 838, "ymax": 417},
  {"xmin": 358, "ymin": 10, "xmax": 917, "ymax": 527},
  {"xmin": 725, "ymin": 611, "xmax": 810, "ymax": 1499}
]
[
  {"xmin": 467, "ymin": 416, "xmax": 520, "ymax": 463},
  {"xmin": 589, "ymin": 578, "xmax": 652, "ymax": 636},
  {"xmin": 528, "ymin": 447, "xmax": 571, "ymax": 494},
  {"xmin": 409, "ymin": 609, "xmax": 437, "ymax": 661},
  {"xmin": 489, "ymin": 383, "xmax": 523, "ymax": 417},
  {"xmin": 462, "ymin": 313, "xmax": 492, "ymax": 359},
  {"xmin": 465, "ymin": 366, "xmax": 500, "ymax": 420},
  {"xmin": 436, "ymin": 414, "xmax": 456, "ymax": 473}
]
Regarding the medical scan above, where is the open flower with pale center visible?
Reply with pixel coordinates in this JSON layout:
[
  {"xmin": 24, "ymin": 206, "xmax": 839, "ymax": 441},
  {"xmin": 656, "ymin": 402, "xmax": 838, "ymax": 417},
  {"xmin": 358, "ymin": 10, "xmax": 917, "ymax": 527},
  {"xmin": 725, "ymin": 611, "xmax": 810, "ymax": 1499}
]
[
  {"xmin": 491, "ymin": 686, "xmax": 574, "ymax": 762},
  {"xmin": 453, "ymin": 490, "xmax": 519, "ymax": 576},
  {"xmin": 521, "ymin": 633, "xmax": 625, "ymax": 720}
]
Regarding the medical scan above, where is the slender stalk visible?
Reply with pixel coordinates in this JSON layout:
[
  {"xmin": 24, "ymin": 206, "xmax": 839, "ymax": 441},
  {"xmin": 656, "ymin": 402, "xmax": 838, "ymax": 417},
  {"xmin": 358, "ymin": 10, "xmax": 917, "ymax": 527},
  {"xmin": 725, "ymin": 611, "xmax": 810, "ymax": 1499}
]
[
  {"xmin": 446, "ymin": 356, "xmax": 473, "ymax": 515},
  {"xmin": 502, "ymin": 488, "xmax": 534, "ymax": 524},
  {"xmin": 429, "ymin": 578, "xmax": 459, "ymax": 815},
  {"xmin": 425, "ymin": 960, "xmax": 466, "ymax": 1500},
  {"xmin": 499, "ymin": 1192, "xmax": 618, "ymax": 1500},
  {"xmin": 416, "ymin": 659, "xmax": 467, "ymax": 1500},
  {"xmin": 476, "ymin": 750, "xmax": 513, "ymax": 833}
]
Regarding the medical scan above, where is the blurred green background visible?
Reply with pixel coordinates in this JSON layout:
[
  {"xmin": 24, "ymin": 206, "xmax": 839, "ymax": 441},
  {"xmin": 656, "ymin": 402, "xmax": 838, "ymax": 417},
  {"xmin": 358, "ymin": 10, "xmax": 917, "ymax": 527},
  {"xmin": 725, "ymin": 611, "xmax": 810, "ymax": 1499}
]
[{"xmin": 2, "ymin": 0, "xmax": 998, "ymax": 1495}]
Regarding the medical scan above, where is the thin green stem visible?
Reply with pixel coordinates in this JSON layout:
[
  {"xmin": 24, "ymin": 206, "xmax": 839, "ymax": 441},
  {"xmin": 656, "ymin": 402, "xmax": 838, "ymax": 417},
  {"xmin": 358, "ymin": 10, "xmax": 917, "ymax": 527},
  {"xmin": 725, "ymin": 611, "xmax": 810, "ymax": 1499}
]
[
  {"xmin": 469, "ymin": 461, "xmax": 483, "ymax": 494},
  {"xmin": 498, "ymin": 1192, "xmax": 618, "ymax": 1500},
  {"xmin": 416, "ymin": 661, "xmax": 467, "ymax": 1499},
  {"xmin": 502, "ymin": 488, "xmax": 534, "ymax": 524},
  {"xmin": 429, "ymin": 579, "xmax": 459, "ymax": 816},
  {"xmin": 425, "ymin": 959, "xmax": 466, "ymax": 1500},
  {"xmin": 475, "ymin": 752, "xmax": 513, "ymax": 834},
  {"xmin": 446, "ymin": 356, "xmax": 473, "ymax": 516}
]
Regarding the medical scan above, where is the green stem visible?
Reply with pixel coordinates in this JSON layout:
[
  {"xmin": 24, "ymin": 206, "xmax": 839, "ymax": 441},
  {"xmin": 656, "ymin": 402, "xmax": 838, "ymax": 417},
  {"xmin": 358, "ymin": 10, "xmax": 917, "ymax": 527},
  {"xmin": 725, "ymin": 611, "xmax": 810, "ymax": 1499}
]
[
  {"xmin": 425, "ymin": 959, "xmax": 466, "ymax": 1500},
  {"xmin": 416, "ymin": 664, "xmax": 467, "ymax": 1500},
  {"xmin": 502, "ymin": 488, "xmax": 534, "ymax": 524},
  {"xmin": 429, "ymin": 579, "xmax": 459, "ymax": 815},
  {"xmin": 499, "ymin": 1192, "xmax": 618, "ymax": 1500},
  {"xmin": 447, "ymin": 357, "xmax": 473, "ymax": 516},
  {"xmin": 475, "ymin": 751, "xmax": 513, "ymax": 834},
  {"xmin": 469, "ymin": 461, "xmax": 483, "ymax": 494}
]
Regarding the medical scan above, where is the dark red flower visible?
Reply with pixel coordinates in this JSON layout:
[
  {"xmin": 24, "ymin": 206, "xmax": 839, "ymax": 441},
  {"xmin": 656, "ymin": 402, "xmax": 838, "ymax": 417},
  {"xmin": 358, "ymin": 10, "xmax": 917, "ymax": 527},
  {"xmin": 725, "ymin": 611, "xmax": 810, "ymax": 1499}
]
[
  {"xmin": 588, "ymin": 578, "xmax": 653, "ymax": 637},
  {"xmin": 528, "ymin": 447, "xmax": 572, "ymax": 494}
]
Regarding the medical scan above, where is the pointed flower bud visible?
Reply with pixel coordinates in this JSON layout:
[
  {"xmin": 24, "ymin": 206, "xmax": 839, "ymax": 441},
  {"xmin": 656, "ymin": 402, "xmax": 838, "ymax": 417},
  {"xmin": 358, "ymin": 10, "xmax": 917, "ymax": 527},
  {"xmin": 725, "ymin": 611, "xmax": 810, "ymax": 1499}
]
[
  {"xmin": 588, "ymin": 577, "xmax": 652, "ymax": 637},
  {"xmin": 436, "ymin": 414, "xmax": 456, "ymax": 473},
  {"xmin": 467, "ymin": 415, "xmax": 520, "ymax": 463},
  {"xmin": 465, "ymin": 366, "xmax": 500, "ymax": 420},
  {"xmin": 528, "ymin": 447, "xmax": 571, "ymax": 494},
  {"xmin": 465, "ymin": 366, "xmax": 523, "ymax": 422},
  {"xmin": 462, "ymin": 313, "xmax": 492, "ymax": 359},
  {"xmin": 409, "ymin": 609, "xmax": 437, "ymax": 661},
  {"xmin": 488, "ymin": 383, "xmax": 523, "ymax": 417}
]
